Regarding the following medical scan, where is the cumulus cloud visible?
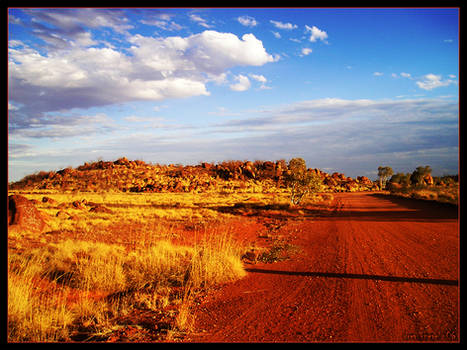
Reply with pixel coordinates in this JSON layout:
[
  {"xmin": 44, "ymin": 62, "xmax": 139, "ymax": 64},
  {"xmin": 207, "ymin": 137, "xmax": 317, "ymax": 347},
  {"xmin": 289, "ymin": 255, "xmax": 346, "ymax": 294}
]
[
  {"xmin": 270, "ymin": 20, "xmax": 297, "ymax": 30},
  {"xmin": 249, "ymin": 74, "xmax": 267, "ymax": 84},
  {"xmin": 230, "ymin": 74, "xmax": 251, "ymax": 91},
  {"xmin": 9, "ymin": 26, "xmax": 277, "ymax": 145},
  {"xmin": 183, "ymin": 31, "xmax": 276, "ymax": 74},
  {"xmin": 373, "ymin": 72, "xmax": 384, "ymax": 76},
  {"xmin": 249, "ymin": 74, "xmax": 270, "ymax": 89},
  {"xmin": 305, "ymin": 25, "xmax": 328, "ymax": 43},
  {"xmin": 237, "ymin": 15, "xmax": 257, "ymax": 27},
  {"xmin": 416, "ymin": 73, "xmax": 457, "ymax": 90},
  {"xmin": 9, "ymin": 30, "xmax": 275, "ymax": 117}
]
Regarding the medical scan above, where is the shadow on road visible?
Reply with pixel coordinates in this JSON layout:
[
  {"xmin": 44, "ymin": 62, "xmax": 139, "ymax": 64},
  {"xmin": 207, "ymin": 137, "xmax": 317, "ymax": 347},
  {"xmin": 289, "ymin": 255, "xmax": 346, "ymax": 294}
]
[
  {"xmin": 370, "ymin": 193, "xmax": 458, "ymax": 211},
  {"xmin": 308, "ymin": 193, "xmax": 458, "ymax": 222},
  {"xmin": 245, "ymin": 268, "xmax": 458, "ymax": 287},
  {"xmin": 207, "ymin": 193, "xmax": 458, "ymax": 223}
]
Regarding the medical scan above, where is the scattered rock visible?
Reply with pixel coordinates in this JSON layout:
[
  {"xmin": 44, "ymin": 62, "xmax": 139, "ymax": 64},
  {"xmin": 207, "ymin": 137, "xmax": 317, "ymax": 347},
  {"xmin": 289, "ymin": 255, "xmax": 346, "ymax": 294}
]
[
  {"xmin": 89, "ymin": 204, "xmax": 113, "ymax": 214},
  {"xmin": 72, "ymin": 201, "xmax": 86, "ymax": 210},
  {"xmin": 56, "ymin": 210, "xmax": 71, "ymax": 219},
  {"xmin": 357, "ymin": 176, "xmax": 373, "ymax": 185},
  {"xmin": 242, "ymin": 250, "xmax": 258, "ymax": 264},
  {"xmin": 424, "ymin": 174, "xmax": 434, "ymax": 186},
  {"xmin": 45, "ymin": 230, "xmax": 62, "ymax": 235},
  {"xmin": 42, "ymin": 196, "xmax": 58, "ymax": 205}
]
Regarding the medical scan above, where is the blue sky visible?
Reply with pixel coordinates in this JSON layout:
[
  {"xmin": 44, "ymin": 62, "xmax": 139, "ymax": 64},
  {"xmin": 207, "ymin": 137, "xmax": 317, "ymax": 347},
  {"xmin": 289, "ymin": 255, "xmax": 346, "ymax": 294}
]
[{"xmin": 8, "ymin": 8, "xmax": 459, "ymax": 182}]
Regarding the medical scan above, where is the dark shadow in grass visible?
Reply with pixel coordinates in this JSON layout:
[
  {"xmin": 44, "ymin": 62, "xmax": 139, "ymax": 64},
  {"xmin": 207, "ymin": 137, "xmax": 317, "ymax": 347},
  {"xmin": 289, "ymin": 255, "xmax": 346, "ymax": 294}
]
[{"xmin": 245, "ymin": 268, "xmax": 458, "ymax": 286}]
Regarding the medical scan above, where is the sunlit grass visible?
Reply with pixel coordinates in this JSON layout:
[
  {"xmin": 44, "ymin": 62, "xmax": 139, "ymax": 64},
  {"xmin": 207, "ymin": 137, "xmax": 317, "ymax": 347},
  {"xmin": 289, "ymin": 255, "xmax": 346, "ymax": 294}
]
[
  {"xmin": 388, "ymin": 184, "xmax": 458, "ymax": 205},
  {"xmin": 7, "ymin": 190, "xmax": 254, "ymax": 342},
  {"xmin": 7, "ymin": 188, "xmax": 310, "ymax": 342}
]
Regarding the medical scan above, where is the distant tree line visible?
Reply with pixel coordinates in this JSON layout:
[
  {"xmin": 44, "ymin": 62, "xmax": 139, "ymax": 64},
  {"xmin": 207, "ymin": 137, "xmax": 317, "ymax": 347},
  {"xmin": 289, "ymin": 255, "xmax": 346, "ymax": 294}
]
[{"xmin": 377, "ymin": 165, "xmax": 457, "ymax": 190}]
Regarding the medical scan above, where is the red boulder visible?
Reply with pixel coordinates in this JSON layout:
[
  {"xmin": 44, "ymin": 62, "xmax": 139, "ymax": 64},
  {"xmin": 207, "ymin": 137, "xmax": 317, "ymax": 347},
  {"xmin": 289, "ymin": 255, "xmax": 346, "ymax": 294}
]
[{"xmin": 8, "ymin": 195, "xmax": 49, "ymax": 233}]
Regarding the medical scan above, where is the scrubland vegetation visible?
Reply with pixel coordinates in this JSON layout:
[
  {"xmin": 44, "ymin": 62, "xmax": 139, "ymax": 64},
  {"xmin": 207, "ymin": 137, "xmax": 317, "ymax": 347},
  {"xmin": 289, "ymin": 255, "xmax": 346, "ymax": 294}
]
[
  {"xmin": 8, "ymin": 188, "xmax": 284, "ymax": 341},
  {"xmin": 385, "ymin": 165, "xmax": 458, "ymax": 205},
  {"xmin": 387, "ymin": 182, "xmax": 458, "ymax": 205},
  {"xmin": 8, "ymin": 220, "xmax": 245, "ymax": 341},
  {"xmin": 8, "ymin": 185, "xmax": 324, "ymax": 342},
  {"xmin": 8, "ymin": 158, "xmax": 457, "ymax": 342}
]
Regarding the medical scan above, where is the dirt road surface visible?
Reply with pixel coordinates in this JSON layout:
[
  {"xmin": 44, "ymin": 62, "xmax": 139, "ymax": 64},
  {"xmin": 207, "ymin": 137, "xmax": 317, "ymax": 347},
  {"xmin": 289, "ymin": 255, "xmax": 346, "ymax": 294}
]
[{"xmin": 186, "ymin": 192, "xmax": 459, "ymax": 342}]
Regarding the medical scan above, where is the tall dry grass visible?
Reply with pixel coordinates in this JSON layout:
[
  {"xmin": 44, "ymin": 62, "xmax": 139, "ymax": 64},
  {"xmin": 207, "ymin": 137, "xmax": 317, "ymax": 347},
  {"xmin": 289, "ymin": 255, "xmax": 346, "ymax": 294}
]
[
  {"xmin": 389, "ymin": 184, "xmax": 458, "ymax": 205},
  {"xmin": 8, "ymin": 231, "xmax": 246, "ymax": 342},
  {"xmin": 8, "ymin": 253, "xmax": 74, "ymax": 342},
  {"xmin": 7, "ymin": 191, "xmax": 278, "ymax": 341}
]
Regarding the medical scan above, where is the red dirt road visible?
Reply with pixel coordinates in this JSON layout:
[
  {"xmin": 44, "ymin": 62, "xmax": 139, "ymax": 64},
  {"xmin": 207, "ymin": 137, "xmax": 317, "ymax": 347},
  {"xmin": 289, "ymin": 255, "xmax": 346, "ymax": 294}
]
[{"xmin": 186, "ymin": 192, "xmax": 459, "ymax": 342}]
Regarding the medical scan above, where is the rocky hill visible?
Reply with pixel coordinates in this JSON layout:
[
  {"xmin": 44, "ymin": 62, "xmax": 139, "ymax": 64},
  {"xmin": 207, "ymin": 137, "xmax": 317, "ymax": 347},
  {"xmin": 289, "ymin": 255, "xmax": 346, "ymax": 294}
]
[{"xmin": 9, "ymin": 157, "xmax": 379, "ymax": 193}]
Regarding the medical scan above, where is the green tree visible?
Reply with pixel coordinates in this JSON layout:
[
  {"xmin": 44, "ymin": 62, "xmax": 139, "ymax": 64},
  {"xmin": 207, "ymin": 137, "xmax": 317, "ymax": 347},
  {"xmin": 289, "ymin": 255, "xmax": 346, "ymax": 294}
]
[
  {"xmin": 377, "ymin": 166, "xmax": 393, "ymax": 190},
  {"xmin": 389, "ymin": 172, "xmax": 411, "ymax": 186},
  {"xmin": 285, "ymin": 158, "xmax": 322, "ymax": 205},
  {"xmin": 410, "ymin": 166, "xmax": 432, "ymax": 186}
]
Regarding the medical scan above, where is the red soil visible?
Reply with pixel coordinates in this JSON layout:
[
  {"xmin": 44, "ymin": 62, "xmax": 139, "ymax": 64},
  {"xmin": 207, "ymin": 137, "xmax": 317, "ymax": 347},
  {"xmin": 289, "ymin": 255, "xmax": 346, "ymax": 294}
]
[{"xmin": 185, "ymin": 192, "xmax": 459, "ymax": 342}]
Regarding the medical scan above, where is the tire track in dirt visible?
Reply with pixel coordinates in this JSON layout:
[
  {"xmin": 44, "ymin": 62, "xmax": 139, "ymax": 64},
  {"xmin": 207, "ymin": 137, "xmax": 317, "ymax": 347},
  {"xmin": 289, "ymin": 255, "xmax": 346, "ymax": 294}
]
[{"xmin": 186, "ymin": 193, "xmax": 458, "ymax": 342}]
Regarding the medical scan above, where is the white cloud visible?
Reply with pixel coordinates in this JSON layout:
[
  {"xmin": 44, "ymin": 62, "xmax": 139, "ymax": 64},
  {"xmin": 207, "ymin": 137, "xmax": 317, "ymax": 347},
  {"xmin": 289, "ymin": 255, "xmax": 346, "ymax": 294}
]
[
  {"xmin": 270, "ymin": 20, "xmax": 297, "ymax": 30},
  {"xmin": 9, "ymin": 30, "xmax": 275, "ymax": 115},
  {"xmin": 272, "ymin": 31, "xmax": 281, "ymax": 39},
  {"xmin": 301, "ymin": 47, "xmax": 313, "ymax": 56},
  {"xmin": 189, "ymin": 14, "xmax": 212, "ymax": 28},
  {"xmin": 305, "ymin": 25, "xmax": 328, "ymax": 43},
  {"xmin": 237, "ymin": 15, "xmax": 257, "ymax": 27},
  {"xmin": 230, "ymin": 74, "xmax": 251, "ymax": 91},
  {"xmin": 184, "ymin": 31, "xmax": 276, "ymax": 74},
  {"xmin": 416, "ymin": 74, "xmax": 457, "ymax": 90},
  {"xmin": 249, "ymin": 74, "xmax": 271, "ymax": 89},
  {"xmin": 249, "ymin": 74, "xmax": 267, "ymax": 84},
  {"xmin": 141, "ymin": 18, "xmax": 184, "ymax": 31},
  {"xmin": 400, "ymin": 72, "xmax": 412, "ymax": 79}
]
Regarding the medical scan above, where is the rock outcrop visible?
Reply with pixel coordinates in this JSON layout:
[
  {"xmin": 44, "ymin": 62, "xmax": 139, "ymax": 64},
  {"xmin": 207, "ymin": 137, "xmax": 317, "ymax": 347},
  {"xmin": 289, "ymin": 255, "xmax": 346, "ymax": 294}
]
[{"xmin": 9, "ymin": 158, "xmax": 379, "ymax": 194}]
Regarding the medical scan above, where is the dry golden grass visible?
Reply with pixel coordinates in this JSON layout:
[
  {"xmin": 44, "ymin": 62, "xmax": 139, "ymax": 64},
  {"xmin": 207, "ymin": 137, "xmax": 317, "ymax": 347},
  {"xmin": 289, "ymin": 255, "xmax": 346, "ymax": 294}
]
[
  {"xmin": 8, "ymin": 187, "xmax": 337, "ymax": 342},
  {"xmin": 388, "ymin": 184, "xmax": 458, "ymax": 205},
  {"xmin": 8, "ymin": 253, "xmax": 74, "ymax": 341},
  {"xmin": 8, "ymin": 191, "xmax": 264, "ymax": 342},
  {"xmin": 8, "ymin": 235, "xmax": 245, "ymax": 341}
]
